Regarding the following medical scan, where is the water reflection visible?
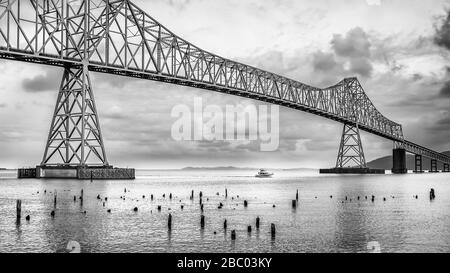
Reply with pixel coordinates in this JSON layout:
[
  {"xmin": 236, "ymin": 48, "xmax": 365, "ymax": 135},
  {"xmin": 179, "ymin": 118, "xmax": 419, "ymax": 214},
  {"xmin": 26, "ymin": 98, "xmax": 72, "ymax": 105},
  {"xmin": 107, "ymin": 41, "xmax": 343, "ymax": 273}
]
[{"xmin": 1, "ymin": 169, "xmax": 450, "ymax": 253}]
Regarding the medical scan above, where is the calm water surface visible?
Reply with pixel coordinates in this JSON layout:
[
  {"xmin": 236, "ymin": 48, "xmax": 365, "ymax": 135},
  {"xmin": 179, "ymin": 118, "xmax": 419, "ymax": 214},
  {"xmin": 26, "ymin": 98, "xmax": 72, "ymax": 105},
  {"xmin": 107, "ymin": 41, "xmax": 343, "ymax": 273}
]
[{"xmin": 0, "ymin": 169, "xmax": 449, "ymax": 253}]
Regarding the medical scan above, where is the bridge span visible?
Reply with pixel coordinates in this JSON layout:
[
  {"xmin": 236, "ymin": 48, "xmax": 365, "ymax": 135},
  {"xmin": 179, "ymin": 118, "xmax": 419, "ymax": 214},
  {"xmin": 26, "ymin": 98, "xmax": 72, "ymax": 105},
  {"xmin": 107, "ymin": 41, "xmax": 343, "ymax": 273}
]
[{"xmin": 0, "ymin": 0, "xmax": 448, "ymax": 178}]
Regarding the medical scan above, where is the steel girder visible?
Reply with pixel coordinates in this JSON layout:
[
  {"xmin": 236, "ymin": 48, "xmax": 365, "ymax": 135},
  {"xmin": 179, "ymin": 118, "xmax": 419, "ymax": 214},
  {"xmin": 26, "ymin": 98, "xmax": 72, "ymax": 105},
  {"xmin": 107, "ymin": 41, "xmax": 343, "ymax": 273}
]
[{"xmin": 0, "ymin": 0, "xmax": 449, "ymax": 165}]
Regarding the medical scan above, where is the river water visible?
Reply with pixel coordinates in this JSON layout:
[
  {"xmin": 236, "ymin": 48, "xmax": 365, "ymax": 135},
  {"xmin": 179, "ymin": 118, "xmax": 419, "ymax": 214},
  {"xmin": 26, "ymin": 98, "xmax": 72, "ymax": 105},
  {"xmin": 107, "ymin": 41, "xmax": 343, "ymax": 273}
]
[{"xmin": 0, "ymin": 169, "xmax": 449, "ymax": 253}]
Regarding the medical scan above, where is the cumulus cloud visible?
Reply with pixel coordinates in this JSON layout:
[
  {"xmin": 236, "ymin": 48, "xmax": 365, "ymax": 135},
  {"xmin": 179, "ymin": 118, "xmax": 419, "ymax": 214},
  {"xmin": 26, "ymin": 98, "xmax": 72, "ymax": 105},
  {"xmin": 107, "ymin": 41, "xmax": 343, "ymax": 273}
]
[
  {"xmin": 331, "ymin": 27, "xmax": 371, "ymax": 58},
  {"xmin": 311, "ymin": 27, "xmax": 374, "ymax": 80},
  {"xmin": 22, "ymin": 68, "xmax": 61, "ymax": 92},
  {"xmin": 434, "ymin": 9, "xmax": 450, "ymax": 50},
  {"xmin": 439, "ymin": 67, "xmax": 450, "ymax": 97}
]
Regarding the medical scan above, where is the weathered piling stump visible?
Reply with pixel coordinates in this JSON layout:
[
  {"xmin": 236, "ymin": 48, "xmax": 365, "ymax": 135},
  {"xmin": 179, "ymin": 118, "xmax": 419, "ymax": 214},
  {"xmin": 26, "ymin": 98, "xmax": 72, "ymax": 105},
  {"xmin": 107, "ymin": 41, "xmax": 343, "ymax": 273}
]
[
  {"xmin": 231, "ymin": 230, "xmax": 236, "ymax": 240},
  {"xmin": 200, "ymin": 215, "xmax": 205, "ymax": 229},
  {"xmin": 256, "ymin": 217, "xmax": 260, "ymax": 229},
  {"xmin": 16, "ymin": 200, "xmax": 22, "ymax": 220},
  {"xmin": 181, "ymin": 205, "xmax": 184, "ymax": 210},
  {"xmin": 201, "ymin": 204, "xmax": 204, "ymax": 212},
  {"xmin": 247, "ymin": 226, "xmax": 252, "ymax": 233},
  {"xmin": 296, "ymin": 190, "xmax": 299, "ymax": 201},
  {"xmin": 169, "ymin": 193, "xmax": 172, "ymax": 200},
  {"xmin": 73, "ymin": 196, "xmax": 77, "ymax": 202},
  {"xmin": 292, "ymin": 200, "xmax": 297, "ymax": 209},
  {"xmin": 224, "ymin": 219, "xmax": 227, "ymax": 230},
  {"xmin": 54, "ymin": 193, "xmax": 57, "ymax": 207},
  {"xmin": 430, "ymin": 189, "xmax": 436, "ymax": 200},
  {"xmin": 151, "ymin": 194, "xmax": 154, "ymax": 201},
  {"xmin": 81, "ymin": 189, "xmax": 84, "ymax": 200},
  {"xmin": 157, "ymin": 205, "xmax": 162, "ymax": 211},
  {"xmin": 168, "ymin": 214, "xmax": 172, "ymax": 230},
  {"xmin": 225, "ymin": 188, "xmax": 228, "ymax": 198},
  {"xmin": 271, "ymin": 223, "xmax": 276, "ymax": 238},
  {"xmin": 25, "ymin": 215, "xmax": 30, "ymax": 221},
  {"xmin": 51, "ymin": 210, "xmax": 55, "ymax": 218},
  {"xmin": 191, "ymin": 190, "xmax": 194, "ymax": 200},
  {"xmin": 244, "ymin": 200, "xmax": 248, "ymax": 207},
  {"xmin": 371, "ymin": 196, "xmax": 375, "ymax": 202},
  {"xmin": 133, "ymin": 207, "xmax": 138, "ymax": 212},
  {"xmin": 107, "ymin": 209, "xmax": 111, "ymax": 213}
]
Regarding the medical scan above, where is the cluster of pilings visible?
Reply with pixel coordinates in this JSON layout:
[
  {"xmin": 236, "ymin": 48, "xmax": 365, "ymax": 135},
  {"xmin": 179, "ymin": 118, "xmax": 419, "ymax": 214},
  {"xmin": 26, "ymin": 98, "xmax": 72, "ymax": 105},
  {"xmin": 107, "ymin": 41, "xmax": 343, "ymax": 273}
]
[{"xmin": 393, "ymin": 149, "xmax": 450, "ymax": 174}]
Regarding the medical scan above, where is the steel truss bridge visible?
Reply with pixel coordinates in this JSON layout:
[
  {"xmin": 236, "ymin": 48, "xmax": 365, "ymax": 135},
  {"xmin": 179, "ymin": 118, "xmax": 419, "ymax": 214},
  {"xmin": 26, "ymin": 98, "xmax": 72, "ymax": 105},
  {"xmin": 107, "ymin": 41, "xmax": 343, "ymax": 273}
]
[{"xmin": 0, "ymin": 0, "xmax": 449, "ymax": 173}]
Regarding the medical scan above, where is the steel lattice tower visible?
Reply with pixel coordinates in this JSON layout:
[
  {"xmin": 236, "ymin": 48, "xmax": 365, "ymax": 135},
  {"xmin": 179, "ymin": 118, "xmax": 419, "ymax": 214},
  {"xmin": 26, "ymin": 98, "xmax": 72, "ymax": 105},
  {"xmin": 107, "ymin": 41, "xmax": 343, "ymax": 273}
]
[
  {"xmin": 41, "ymin": 65, "xmax": 108, "ymax": 167},
  {"xmin": 335, "ymin": 124, "xmax": 367, "ymax": 168}
]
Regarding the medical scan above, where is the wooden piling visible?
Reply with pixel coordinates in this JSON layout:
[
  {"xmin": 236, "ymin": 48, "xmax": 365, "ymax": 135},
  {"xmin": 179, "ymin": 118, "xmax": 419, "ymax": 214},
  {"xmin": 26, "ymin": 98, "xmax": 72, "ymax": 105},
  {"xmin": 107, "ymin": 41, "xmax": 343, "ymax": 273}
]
[
  {"xmin": 16, "ymin": 200, "xmax": 22, "ymax": 220},
  {"xmin": 168, "ymin": 214, "xmax": 172, "ymax": 230},
  {"xmin": 296, "ymin": 190, "xmax": 299, "ymax": 201},
  {"xmin": 271, "ymin": 223, "xmax": 276, "ymax": 238},
  {"xmin": 244, "ymin": 200, "xmax": 248, "ymax": 207},
  {"xmin": 292, "ymin": 200, "xmax": 297, "ymax": 209},
  {"xmin": 256, "ymin": 217, "xmax": 260, "ymax": 229},
  {"xmin": 200, "ymin": 215, "xmax": 205, "ymax": 229},
  {"xmin": 191, "ymin": 190, "xmax": 194, "ymax": 200},
  {"xmin": 231, "ymin": 230, "xmax": 236, "ymax": 240},
  {"xmin": 54, "ymin": 193, "xmax": 57, "ymax": 207},
  {"xmin": 73, "ymin": 196, "xmax": 76, "ymax": 202},
  {"xmin": 247, "ymin": 226, "xmax": 252, "ymax": 233},
  {"xmin": 224, "ymin": 219, "xmax": 227, "ymax": 230}
]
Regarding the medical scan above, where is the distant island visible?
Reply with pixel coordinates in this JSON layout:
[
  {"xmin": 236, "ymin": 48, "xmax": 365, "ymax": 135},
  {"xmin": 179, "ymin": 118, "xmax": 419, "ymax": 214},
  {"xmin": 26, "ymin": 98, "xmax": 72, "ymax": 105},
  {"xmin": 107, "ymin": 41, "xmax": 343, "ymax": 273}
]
[{"xmin": 367, "ymin": 151, "xmax": 450, "ymax": 170}]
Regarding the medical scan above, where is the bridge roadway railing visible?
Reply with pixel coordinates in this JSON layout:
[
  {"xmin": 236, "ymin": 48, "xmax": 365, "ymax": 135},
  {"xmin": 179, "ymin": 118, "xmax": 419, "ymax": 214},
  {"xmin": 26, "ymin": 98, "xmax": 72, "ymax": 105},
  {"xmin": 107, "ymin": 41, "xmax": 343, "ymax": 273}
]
[{"xmin": 397, "ymin": 141, "xmax": 450, "ymax": 165}]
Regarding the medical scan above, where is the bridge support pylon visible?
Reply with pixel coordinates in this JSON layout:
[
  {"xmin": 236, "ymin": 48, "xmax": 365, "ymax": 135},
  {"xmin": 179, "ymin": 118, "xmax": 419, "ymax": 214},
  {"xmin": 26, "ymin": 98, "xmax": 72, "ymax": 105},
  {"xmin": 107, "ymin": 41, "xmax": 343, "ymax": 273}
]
[
  {"xmin": 18, "ymin": 65, "xmax": 135, "ymax": 180},
  {"xmin": 392, "ymin": 148, "xmax": 407, "ymax": 174},
  {"xmin": 430, "ymin": 159, "xmax": 438, "ymax": 173},
  {"xmin": 320, "ymin": 123, "xmax": 385, "ymax": 174},
  {"xmin": 444, "ymin": 164, "xmax": 450, "ymax": 173},
  {"xmin": 414, "ymin": 155, "xmax": 424, "ymax": 173}
]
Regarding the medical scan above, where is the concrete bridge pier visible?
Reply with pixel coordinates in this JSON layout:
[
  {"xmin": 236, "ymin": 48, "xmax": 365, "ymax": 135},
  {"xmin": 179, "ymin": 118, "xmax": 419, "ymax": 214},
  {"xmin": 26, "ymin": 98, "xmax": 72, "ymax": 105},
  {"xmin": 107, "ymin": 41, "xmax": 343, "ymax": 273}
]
[
  {"xmin": 444, "ymin": 164, "xmax": 450, "ymax": 173},
  {"xmin": 414, "ymin": 155, "xmax": 424, "ymax": 173},
  {"xmin": 430, "ymin": 160, "xmax": 438, "ymax": 173},
  {"xmin": 392, "ymin": 148, "xmax": 407, "ymax": 174}
]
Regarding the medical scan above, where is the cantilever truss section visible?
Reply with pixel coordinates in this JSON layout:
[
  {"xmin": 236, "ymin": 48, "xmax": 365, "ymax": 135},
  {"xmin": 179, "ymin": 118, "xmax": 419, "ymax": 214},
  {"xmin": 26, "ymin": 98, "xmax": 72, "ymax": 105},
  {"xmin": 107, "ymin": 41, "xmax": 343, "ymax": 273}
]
[
  {"xmin": 336, "ymin": 124, "xmax": 367, "ymax": 169},
  {"xmin": 42, "ymin": 65, "xmax": 108, "ymax": 167},
  {"xmin": 0, "ymin": 0, "xmax": 449, "ymax": 165}
]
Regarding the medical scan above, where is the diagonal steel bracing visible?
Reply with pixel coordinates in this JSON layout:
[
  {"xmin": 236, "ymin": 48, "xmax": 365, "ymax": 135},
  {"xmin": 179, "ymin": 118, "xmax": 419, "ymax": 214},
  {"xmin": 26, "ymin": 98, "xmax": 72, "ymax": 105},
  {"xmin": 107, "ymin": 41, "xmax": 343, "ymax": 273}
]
[
  {"xmin": 42, "ymin": 65, "xmax": 108, "ymax": 167},
  {"xmin": 336, "ymin": 124, "xmax": 367, "ymax": 168},
  {"xmin": 0, "ymin": 0, "xmax": 449, "ymax": 166}
]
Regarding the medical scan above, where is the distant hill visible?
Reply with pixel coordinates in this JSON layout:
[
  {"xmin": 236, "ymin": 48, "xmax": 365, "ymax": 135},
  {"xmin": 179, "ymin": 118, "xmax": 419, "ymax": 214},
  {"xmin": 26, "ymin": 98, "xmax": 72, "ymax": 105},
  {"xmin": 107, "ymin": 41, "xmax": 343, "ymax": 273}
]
[{"xmin": 367, "ymin": 151, "xmax": 450, "ymax": 170}]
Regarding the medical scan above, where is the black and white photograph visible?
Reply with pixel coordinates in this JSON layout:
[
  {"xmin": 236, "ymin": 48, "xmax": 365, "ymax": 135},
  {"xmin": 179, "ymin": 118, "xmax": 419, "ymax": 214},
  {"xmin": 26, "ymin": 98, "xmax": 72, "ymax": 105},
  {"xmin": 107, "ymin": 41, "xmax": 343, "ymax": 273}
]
[{"xmin": 0, "ymin": 0, "xmax": 449, "ymax": 263}]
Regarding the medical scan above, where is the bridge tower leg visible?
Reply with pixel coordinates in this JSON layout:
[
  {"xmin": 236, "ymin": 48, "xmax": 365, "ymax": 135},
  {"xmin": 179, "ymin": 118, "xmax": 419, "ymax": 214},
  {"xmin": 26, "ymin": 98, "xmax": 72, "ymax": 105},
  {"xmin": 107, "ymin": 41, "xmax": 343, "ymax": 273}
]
[
  {"xmin": 414, "ymin": 155, "xmax": 423, "ymax": 173},
  {"xmin": 392, "ymin": 148, "xmax": 407, "ymax": 174},
  {"xmin": 444, "ymin": 164, "xmax": 450, "ymax": 173},
  {"xmin": 430, "ymin": 160, "xmax": 438, "ymax": 173},
  {"xmin": 335, "ymin": 123, "xmax": 367, "ymax": 169},
  {"xmin": 41, "ymin": 65, "xmax": 108, "ymax": 167}
]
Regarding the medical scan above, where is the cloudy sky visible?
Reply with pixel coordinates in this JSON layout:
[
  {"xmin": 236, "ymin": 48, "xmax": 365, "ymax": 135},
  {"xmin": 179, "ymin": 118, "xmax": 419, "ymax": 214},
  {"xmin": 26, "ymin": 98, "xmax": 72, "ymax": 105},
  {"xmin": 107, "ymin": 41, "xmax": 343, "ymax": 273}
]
[{"xmin": 0, "ymin": 0, "xmax": 449, "ymax": 169}]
